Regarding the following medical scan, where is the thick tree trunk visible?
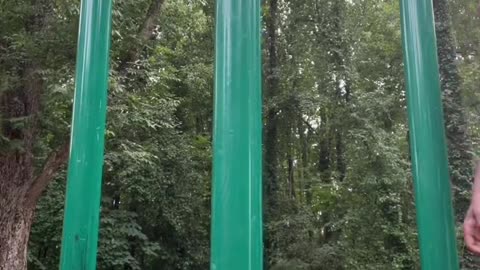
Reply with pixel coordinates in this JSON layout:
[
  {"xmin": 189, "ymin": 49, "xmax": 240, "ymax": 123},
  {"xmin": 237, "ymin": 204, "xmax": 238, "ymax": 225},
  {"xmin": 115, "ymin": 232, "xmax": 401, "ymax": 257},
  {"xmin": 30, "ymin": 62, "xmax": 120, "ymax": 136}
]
[
  {"xmin": 0, "ymin": 90, "xmax": 69, "ymax": 270},
  {"xmin": 0, "ymin": 62, "xmax": 38, "ymax": 269},
  {"xmin": 0, "ymin": 89, "xmax": 37, "ymax": 270},
  {"xmin": 0, "ymin": 201, "xmax": 34, "ymax": 270},
  {"xmin": 0, "ymin": 0, "xmax": 168, "ymax": 268},
  {"xmin": 1, "ymin": 2, "xmax": 53, "ymax": 267}
]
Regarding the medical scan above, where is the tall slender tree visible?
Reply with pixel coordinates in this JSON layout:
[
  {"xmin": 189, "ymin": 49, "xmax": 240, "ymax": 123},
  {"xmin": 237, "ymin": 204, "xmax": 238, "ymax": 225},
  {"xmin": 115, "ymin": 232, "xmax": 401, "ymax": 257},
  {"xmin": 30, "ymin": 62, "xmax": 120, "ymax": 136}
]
[
  {"xmin": 433, "ymin": 0, "xmax": 473, "ymax": 218},
  {"xmin": 433, "ymin": 0, "xmax": 476, "ymax": 267}
]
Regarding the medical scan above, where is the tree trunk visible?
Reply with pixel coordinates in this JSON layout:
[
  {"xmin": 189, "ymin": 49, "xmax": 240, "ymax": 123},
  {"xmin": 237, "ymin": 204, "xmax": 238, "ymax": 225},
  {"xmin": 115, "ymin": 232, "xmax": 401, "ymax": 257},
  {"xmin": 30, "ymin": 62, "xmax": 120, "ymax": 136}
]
[
  {"xmin": 0, "ymin": 61, "xmax": 39, "ymax": 269},
  {"xmin": 0, "ymin": 0, "xmax": 167, "ymax": 267},
  {"xmin": 335, "ymin": 130, "xmax": 346, "ymax": 182},
  {"xmin": 264, "ymin": 0, "xmax": 280, "ymax": 208},
  {"xmin": 0, "ymin": 201, "xmax": 34, "ymax": 270},
  {"xmin": 287, "ymin": 154, "xmax": 295, "ymax": 199},
  {"xmin": 0, "ymin": 48, "xmax": 68, "ymax": 270},
  {"xmin": 321, "ymin": 0, "xmax": 349, "ymax": 183},
  {"xmin": 318, "ymin": 110, "xmax": 331, "ymax": 176},
  {"xmin": 263, "ymin": 0, "xmax": 280, "ymax": 267},
  {"xmin": 433, "ymin": 0, "xmax": 476, "ymax": 267},
  {"xmin": 0, "ymin": 2, "xmax": 61, "ymax": 267},
  {"xmin": 298, "ymin": 117, "xmax": 310, "ymax": 204},
  {"xmin": 433, "ymin": 0, "xmax": 473, "ymax": 219}
]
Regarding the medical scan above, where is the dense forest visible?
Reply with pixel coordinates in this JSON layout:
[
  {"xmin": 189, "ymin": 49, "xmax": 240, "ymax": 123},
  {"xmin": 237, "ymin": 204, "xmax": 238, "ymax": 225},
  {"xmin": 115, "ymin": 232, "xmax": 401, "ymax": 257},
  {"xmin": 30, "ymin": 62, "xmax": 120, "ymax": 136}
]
[{"xmin": 1, "ymin": 0, "xmax": 480, "ymax": 269}]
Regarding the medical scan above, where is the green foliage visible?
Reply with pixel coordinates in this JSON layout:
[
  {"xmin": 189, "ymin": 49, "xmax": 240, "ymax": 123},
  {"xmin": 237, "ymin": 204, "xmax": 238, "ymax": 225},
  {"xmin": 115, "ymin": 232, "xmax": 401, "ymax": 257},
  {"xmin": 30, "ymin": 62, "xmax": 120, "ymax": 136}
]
[
  {"xmin": 0, "ymin": 0, "xmax": 474, "ymax": 269},
  {"xmin": 25, "ymin": 0, "xmax": 213, "ymax": 269}
]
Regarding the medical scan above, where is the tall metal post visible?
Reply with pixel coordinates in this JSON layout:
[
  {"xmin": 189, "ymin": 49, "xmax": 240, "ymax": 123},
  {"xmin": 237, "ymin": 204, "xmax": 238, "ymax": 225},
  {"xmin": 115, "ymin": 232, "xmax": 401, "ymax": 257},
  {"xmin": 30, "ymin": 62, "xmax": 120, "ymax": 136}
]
[
  {"xmin": 400, "ymin": 0, "xmax": 459, "ymax": 269},
  {"xmin": 211, "ymin": 0, "xmax": 263, "ymax": 269},
  {"xmin": 59, "ymin": 0, "xmax": 113, "ymax": 269}
]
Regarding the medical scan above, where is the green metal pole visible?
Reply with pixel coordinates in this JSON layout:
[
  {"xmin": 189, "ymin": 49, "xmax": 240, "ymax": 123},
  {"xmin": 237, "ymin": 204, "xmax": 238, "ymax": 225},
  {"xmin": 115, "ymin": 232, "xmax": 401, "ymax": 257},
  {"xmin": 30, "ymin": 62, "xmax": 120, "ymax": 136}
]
[
  {"xmin": 59, "ymin": 0, "xmax": 112, "ymax": 269},
  {"xmin": 400, "ymin": 0, "xmax": 459, "ymax": 269},
  {"xmin": 211, "ymin": 0, "xmax": 263, "ymax": 269}
]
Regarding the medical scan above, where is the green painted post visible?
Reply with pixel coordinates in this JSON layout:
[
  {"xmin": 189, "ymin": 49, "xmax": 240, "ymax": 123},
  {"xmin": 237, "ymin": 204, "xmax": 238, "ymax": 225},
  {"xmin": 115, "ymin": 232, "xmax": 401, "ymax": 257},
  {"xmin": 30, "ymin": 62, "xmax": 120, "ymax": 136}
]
[
  {"xmin": 59, "ymin": 0, "xmax": 113, "ymax": 269},
  {"xmin": 211, "ymin": 0, "xmax": 263, "ymax": 269},
  {"xmin": 400, "ymin": 0, "xmax": 459, "ymax": 269}
]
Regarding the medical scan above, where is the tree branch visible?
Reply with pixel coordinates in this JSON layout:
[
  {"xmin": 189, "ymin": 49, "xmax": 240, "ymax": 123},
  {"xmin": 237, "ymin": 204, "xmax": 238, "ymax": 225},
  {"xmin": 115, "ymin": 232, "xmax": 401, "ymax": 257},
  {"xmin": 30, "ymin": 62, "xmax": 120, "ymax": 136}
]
[
  {"xmin": 117, "ymin": 0, "xmax": 166, "ymax": 71},
  {"xmin": 138, "ymin": 0, "xmax": 166, "ymax": 41},
  {"xmin": 302, "ymin": 118, "xmax": 318, "ymax": 135},
  {"xmin": 26, "ymin": 141, "xmax": 70, "ymax": 207},
  {"xmin": 23, "ymin": 0, "xmax": 168, "ymax": 206}
]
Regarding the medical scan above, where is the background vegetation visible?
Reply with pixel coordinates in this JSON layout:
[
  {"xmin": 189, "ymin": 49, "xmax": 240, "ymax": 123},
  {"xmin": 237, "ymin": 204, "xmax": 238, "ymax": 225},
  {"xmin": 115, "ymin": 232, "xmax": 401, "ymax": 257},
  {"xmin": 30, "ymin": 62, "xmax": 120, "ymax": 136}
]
[{"xmin": 1, "ymin": 0, "xmax": 480, "ymax": 269}]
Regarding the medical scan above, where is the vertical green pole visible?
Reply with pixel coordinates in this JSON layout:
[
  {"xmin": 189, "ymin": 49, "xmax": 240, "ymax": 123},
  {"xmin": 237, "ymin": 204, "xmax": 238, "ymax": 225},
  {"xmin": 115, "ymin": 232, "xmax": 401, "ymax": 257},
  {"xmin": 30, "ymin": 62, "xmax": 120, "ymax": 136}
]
[
  {"xmin": 400, "ymin": 0, "xmax": 459, "ymax": 269},
  {"xmin": 211, "ymin": 0, "xmax": 263, "ymax": 269},
  {"xmin": 59, "ymin": 0, "xmax": 112, "ymax": 269}
]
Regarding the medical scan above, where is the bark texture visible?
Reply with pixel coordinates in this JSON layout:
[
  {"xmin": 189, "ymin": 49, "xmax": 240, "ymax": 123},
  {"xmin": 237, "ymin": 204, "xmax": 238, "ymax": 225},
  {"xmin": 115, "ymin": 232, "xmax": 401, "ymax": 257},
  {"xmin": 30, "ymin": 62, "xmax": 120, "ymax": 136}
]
[
  {"xmin": 0, "ymin": 0, "xmax": 167, "ymax": 268},
  {"xmin": 0, "ymin": 67, "xmax": 42, "ymax": 269},
  {"xmin": 433, "ymin": 0, "xmax": 473, "ymax": 218},
  {"xmin": 264, "ymin": 0, "xmax": 280, "ymax": 207},
  {"xmin": 433, "ymin": 0, "xmax": 476, "ymax": 267}
]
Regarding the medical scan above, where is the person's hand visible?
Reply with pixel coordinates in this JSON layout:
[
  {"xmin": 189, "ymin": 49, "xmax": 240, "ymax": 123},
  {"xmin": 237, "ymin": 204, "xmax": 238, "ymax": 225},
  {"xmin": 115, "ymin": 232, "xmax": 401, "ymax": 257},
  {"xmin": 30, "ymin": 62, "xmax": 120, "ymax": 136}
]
[{"xmin": 464, "ymin": 192, "xmax": 480, "ymax": 254}]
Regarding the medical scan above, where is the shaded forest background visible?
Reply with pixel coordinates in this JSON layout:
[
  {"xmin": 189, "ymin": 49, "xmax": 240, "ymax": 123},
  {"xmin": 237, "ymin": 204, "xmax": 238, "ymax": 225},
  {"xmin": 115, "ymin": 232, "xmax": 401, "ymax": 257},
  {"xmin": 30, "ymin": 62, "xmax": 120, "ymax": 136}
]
[{"xmin": 1, "ymin": 0, "xmax": 480, "ymax": 269}]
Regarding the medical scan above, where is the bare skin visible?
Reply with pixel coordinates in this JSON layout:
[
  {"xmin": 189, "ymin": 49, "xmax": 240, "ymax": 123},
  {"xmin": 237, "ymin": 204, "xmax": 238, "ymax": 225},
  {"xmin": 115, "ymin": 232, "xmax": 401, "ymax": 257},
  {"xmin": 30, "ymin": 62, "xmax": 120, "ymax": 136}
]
[{"xmin": 464, "ymin": 162, "xmax": 480, "ymax": 254}]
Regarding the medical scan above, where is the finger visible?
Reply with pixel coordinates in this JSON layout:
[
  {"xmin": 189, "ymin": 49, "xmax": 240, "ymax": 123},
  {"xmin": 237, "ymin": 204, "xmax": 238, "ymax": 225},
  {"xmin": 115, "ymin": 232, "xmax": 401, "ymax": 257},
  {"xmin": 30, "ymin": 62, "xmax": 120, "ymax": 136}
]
[
  {"xmin": 464, "ymin": 222, "xmax": 479, "ymax": 250},
  {"xmin": 465, "ymin": 235, "xmax": 480, "ymax": 255},
  {"xmin": 469, "ymin": 211, "xmax": 480, "ymax": 240},
  {"xmin": 465, "ymin": 225, "xmax": 474, "ymax": 246},
  {"xmin": 468, "ymin": 242, "xmax": 480, "ymax": 255},
  {"xmin": 465, "ymin": 226, "xmax": 480, "ymax": 255}
]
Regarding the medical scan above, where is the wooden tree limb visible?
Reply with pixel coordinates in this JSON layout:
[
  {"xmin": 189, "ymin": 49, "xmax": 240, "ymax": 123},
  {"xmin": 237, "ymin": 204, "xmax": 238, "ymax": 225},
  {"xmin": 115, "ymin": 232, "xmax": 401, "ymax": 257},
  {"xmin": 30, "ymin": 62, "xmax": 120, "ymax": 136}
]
[
  {"xmin": 26, "ymin": 141, "xmax": 70, "ymax": 207},
  {"xmin": 117, "ymin": 0, "xmax": 166, "ymax": 71},
  {"xmin": 139, "ymin": 0, "xmax": 166, "ymax": 41},
  {"xmin": 301, "ymin": 118, "xmax": 318, "ymax": 135},
  {"xmin": 24, "ymin": 0, "xmax": 168, "ymax": 204}
]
